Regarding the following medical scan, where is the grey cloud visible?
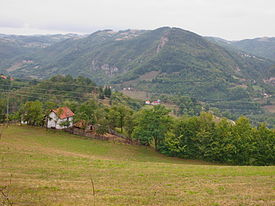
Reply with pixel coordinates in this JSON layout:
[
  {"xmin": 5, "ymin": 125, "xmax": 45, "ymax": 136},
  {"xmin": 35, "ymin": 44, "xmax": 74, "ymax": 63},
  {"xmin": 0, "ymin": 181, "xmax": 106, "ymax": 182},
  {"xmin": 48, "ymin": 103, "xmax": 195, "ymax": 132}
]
[
  {"xmin": 0, "ymin": 0, "xmax": 275, "ymax": 39},
  {"xmin": 33, "ymin": 23, "xmax": 123, "ymax": 34}
]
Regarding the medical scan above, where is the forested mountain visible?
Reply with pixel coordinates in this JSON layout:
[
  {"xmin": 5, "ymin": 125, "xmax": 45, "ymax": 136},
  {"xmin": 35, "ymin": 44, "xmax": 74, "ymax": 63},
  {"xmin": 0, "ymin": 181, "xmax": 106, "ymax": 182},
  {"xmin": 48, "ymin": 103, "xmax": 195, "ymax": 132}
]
[
  {"xmin": 206, "ymin": 36, "xmax": 275, "ymax": 61},
  {"xmin": 0, "ymin": 33, "xmax": 83, "ymax": 72},
  {"xmin": 0, "ymin": 27, "xmax": 273, "ymax": 83},
  {"xmin": 0, "ymin": 27, "xmax": 275, "ymax": 119},
  {"xmin": 232, "ymin": 37, "xmax": 275, "ymax": 61}
]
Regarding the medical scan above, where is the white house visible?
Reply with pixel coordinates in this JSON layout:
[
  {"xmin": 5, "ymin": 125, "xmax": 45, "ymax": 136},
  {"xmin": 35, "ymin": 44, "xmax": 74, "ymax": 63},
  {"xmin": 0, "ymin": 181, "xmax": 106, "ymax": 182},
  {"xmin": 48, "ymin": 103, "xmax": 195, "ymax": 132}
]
[
  {"xmin": 47, "ymin": 106, "xmax": 74, "ymax": 129},
  {"xmin": 151, "ymin": 100, "xmax": 161, "ymax": 105}
]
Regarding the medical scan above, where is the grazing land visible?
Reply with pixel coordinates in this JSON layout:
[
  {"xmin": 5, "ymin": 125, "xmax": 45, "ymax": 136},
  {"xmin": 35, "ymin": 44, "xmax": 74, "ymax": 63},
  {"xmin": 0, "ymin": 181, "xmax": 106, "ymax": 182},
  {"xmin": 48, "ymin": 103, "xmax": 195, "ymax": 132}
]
[
  {"xmin": 0, "ymin": 125, "xmax": 274, "ymax": 206},
  {"xmin": 263, "ymin": 105, "xmax": 275, "ymax": 113}
]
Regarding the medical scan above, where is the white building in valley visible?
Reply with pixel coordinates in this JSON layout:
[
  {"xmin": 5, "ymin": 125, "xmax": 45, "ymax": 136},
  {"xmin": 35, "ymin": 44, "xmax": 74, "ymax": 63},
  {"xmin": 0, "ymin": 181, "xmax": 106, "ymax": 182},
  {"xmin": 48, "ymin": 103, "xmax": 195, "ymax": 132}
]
[{"xmin": 47, "ymin": 106, "xmax": 74, "ymax": 129}]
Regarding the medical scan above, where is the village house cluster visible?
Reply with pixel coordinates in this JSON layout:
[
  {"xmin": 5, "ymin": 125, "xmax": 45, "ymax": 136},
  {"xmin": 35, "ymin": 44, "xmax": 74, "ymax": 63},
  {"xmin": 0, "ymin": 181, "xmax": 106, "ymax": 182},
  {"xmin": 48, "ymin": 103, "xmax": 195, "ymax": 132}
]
[
  {"xmin": 1, "ymin": 74, "xmax": 14, "ymax": 80},
  {"xmin": 145, "ymin": 99, "xmax": 161, "ymax": 105}
]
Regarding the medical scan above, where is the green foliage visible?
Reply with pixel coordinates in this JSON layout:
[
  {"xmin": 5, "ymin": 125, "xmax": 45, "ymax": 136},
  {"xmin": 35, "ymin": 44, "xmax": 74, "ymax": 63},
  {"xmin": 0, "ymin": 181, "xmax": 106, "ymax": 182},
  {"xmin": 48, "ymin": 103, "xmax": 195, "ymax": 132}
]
[
  {"xmin": 159, "ymin": 113, "xmax": 275, "ymax": 165},
  {"xmin": 43, "ymin": 101, "xmax": 58, "ymax": 115},
  {"xmin": 103, "ymin": 87, "xmax": 112, "ymax": 98},
  {"xmin": 132, "ymin": 105, "xmax": 173, "ymax": 150},
  {"xmin": 0, "ymin": 75, "xmax": 97, "ymax": 116},
  {"xmin": 157, "ymin": 94, "xmax": 203, "ymax": 116},
  {"xmin": 62, "ymin": 100, "xmax": 79, "ymax": 113},
  {"xmin": 19, "ymin": 101, "xmax": 44, "ymax": 126},
  {"xmin": 105, "ymin": 104, "xmax": 133, "ymax": 133},
  {"xmin": 1, "ymin": 28, "xmax": 274, "ymax": 122},
  {"xmin": 94, "ymin": 118, "xmax": 109, "ymax": 135},
  {"xmin": 232, "ymin": 37, "xmax": 275, "ymax": 61},
  {"xmin": 0, "ymin": 98, "xmax": 6, "ymax": 122},
  {"xmin": 98, "ymin": 87, "xmax": 105, "ymax": 99},
  {"xmin": 110, "ymin": 92, "xmax": 143, "ymax": 110},
  {"xmin": 74, "ymin": 99, "xmax": 99, "ymax": 127},
  {"xmin": 1, "ymin": 75, "xmax": 274, "ymax": 166}
]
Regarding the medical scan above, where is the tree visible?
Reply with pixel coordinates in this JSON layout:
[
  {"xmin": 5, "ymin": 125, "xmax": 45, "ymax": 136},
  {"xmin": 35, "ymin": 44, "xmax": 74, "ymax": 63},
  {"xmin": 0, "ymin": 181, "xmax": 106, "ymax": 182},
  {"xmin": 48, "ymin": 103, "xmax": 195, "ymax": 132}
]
[
  {"xmin": 43, "ymin": 101, "xmax": 58, "ymax": 116},
  {"xmin": 94, "ymin": 117, "xmax": 109, "ymax": 135},
  {"xmin": 0, "ymin": 98, "xmax": 6, "ymax": 123},
  {"xmin": 232, "ymin": 116, "xmax": 253, "ymax": 165},
  {"xmin": 253, "ymin": 123, "xmax": 275, "ymax": 165},
  {"xmin": 106, "ymin": 104, "xmax": 133, "ymax": 133},
  {"xmin": 62, "ymin": 100, "xmax": 78, "ymax": 112},
  {"xmin": 98, "ymin": 87, "xmax": 105, "ymax": 99},
  {"xmin": 132, "ymin": 105, "xmax": 172, "ymax": 150},
  {"xmin": 124, "ymin": 112, "xmax": 135, "ymax": 138},
  {"xmin": 74, "ymin": 99, "xmax": 99, "ymax": 128},
  {"xmin": 19, "ymin": 101, "xmax": 44, "ymax": 126},
  {"xmin": 104, "ymin": 87, "xmax": 112, "ymax": 98},
  {"xmin": 212, "ymin": 119, "xmax": 235, "ymax": 163}
]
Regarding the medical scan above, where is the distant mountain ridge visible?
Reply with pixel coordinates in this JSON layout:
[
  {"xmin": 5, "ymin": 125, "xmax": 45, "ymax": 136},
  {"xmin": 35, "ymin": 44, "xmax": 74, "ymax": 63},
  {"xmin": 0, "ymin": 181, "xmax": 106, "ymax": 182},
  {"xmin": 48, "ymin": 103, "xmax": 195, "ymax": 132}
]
[
  {"xmin": 205, "ymin": 36, "xmax": 275, "ymax": 61},
  {"xmin": 232, "ymin": 37, "xmax": 275, "ymax": 61},
  {"xmin": 0, "ymin": 33, "xmax": 84, "ymax": 72},
  {"xmin": 0, "ymin": 33, "xmax": 83, "ymax": 48},
  {"xmin": 0, "ymin": 27, "xmax": 274, "ymax": 114}
]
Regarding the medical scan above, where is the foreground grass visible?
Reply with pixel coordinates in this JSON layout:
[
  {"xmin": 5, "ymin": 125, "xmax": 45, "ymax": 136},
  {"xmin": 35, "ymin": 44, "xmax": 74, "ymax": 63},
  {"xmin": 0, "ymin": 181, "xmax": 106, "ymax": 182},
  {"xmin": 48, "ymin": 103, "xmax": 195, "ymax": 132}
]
[{"xmin": 0, "ymin": 125, "xmax": 274, "ymax": 205}]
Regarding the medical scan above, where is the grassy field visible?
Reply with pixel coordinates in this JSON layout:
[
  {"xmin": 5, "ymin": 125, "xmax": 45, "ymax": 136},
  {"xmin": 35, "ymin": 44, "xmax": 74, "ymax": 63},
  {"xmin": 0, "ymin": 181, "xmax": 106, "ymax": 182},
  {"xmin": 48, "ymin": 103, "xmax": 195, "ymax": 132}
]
[
  {"xmin": 0, "ymin": 125, "xmax": 274, "ymax": 206},
  {"xmin": 263, "ymin": 105, "xmax": 275, "ymax": 113}
]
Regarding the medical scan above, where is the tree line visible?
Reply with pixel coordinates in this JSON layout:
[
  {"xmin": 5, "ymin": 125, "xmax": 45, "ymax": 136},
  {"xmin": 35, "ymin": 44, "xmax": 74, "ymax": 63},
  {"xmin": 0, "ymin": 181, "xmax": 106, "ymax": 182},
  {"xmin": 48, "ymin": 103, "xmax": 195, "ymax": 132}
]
[
  {"xmin": 8, "ymin": 99, "xmax": 274, "ymax": 166},
  {"xmin": 1, "ymin": 76, "xmax": 274, "ymax": 166}
]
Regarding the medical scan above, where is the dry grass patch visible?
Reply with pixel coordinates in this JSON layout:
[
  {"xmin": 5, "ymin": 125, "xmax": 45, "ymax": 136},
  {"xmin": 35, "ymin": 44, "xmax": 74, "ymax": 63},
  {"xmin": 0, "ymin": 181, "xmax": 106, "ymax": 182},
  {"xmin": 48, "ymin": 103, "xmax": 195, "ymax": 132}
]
[{"xmin": 0, "ymin": 126, "xmax": 274, "ymax": 205}]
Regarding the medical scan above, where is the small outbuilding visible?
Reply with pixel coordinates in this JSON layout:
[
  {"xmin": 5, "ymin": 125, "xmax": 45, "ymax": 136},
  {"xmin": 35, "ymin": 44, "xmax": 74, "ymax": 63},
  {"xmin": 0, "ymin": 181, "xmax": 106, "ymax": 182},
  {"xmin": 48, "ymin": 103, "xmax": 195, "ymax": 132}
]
[{"xmin": 47, "ymin": 106, "xmax": 74, "ymax": 129}]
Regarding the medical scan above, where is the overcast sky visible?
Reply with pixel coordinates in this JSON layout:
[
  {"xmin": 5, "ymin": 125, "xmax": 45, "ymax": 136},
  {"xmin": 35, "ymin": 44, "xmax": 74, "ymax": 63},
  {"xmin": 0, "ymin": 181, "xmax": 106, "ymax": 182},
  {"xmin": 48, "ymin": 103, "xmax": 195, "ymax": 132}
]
[{"xmin": 0, "ymin": 0, "xmax": 274, "ymax": 40}]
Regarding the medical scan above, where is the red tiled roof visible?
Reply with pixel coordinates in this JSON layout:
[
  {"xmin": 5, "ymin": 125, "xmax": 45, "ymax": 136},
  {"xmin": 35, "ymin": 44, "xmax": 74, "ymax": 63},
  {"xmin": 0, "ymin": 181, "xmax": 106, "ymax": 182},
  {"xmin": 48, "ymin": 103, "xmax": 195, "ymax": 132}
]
[
  {"xmin": 52, "ymin": 106, "xmax": 74, "ymax": 119},
  {"xmin": 0, "ymin": 75, "xmax": 7, "ymax": 79}
]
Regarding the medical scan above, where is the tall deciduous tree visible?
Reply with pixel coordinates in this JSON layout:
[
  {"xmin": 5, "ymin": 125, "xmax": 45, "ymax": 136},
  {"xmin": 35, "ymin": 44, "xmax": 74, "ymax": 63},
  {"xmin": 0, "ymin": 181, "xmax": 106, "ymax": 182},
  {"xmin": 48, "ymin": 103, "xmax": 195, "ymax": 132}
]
[
  {"xmin": 19, "ymin": 101, "xmax": 44, "ymax": 126},
  {"xmin": 74, "ymin": 99, "xmax": 99, "ymax": 128},
  {"xmin": 0, "ymin": 98, "xmax": 6, "ymax": 123},
  {"xmin": 106, "ymin": 104, "xmax": 133, "ymax": 133},
  {"xmin": 132, "ymin": 105, "xmax": 172, "ymax": 150}
]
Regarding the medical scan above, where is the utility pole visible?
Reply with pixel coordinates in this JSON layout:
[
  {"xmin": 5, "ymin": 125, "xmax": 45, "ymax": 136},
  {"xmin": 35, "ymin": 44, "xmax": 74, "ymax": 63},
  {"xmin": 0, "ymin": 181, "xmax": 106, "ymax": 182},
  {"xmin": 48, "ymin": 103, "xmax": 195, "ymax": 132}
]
[
  {"xmin": 6, "ymin": 93, "xmax": 9, "ymax": 122},
  {"xmin": 6, "ymin": 76, "xmax": 12, "ymax": 126}
]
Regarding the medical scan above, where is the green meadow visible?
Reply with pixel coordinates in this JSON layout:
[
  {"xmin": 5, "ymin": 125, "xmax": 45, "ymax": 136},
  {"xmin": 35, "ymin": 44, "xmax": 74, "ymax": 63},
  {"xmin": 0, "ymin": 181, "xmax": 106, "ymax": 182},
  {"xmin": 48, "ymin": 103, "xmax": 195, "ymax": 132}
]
[{"xmin": 0, "ymin": 125, "xmax": 274, "ymax": 205}]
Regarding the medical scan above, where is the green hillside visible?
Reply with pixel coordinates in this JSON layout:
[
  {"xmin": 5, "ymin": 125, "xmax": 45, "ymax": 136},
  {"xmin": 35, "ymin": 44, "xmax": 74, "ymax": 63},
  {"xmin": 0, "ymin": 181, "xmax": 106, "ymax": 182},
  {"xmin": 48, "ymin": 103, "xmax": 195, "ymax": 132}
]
[
  {"xmin": 0, "ymin": 125, "xmax": 274, "ymax": 205},
  {"xmin": 205, "ymin": 36, "xmax": 275, "ymax": 61},
  {"xmin": 112, "ymin": 28, "xmax": 274, "ymax": 100},
  {"xmin": 232, "ymin": 37, "xmax": 275, "ymax": 61},
  {"xmin": 0, "ymin": 33, "xmax": 82, "ymax": 71},
  {"xmin": 1, "ymin": 28, "xmax": 273, "ymax": 86}
]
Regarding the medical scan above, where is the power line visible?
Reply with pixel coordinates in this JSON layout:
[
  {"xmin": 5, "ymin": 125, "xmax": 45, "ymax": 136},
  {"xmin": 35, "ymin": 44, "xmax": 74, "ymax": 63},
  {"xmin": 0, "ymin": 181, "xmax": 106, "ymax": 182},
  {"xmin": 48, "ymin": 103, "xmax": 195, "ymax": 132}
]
[
  {"xmin": 0, "ymin": 85, "xmax": 264, "ymax": 104},
  {"xmin": 0, "ymin": 85, "xmax": 94, "ymax": 97},
  {"xmin": 0, "ymin": 79, "xmax": 267, "ymax": 113},
  {"xmin": 5, "ymin": 80, "xmax": 13, "ymax": 124},
  {"xmin": 0, "ymin": 83, "xmax": 96, "ymax": 95},
  {"xmin": 0, "ymin": 80, "xmax": 97, "ymax": 89},
  {"xmin": 0, "ymin": 91, "xmax": 264, "ymax": 113},
  {"xmin": 0, "ymin": 90, "xmax": 93, "ymax": 101}
]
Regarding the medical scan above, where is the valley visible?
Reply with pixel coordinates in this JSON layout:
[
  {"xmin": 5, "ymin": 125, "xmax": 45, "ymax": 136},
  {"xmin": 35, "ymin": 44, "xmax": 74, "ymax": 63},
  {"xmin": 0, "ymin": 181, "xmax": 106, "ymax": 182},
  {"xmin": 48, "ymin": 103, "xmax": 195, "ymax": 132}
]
[{"xmin": 1, "ymin": 27, "xmax": 275, "ymax": 126}]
